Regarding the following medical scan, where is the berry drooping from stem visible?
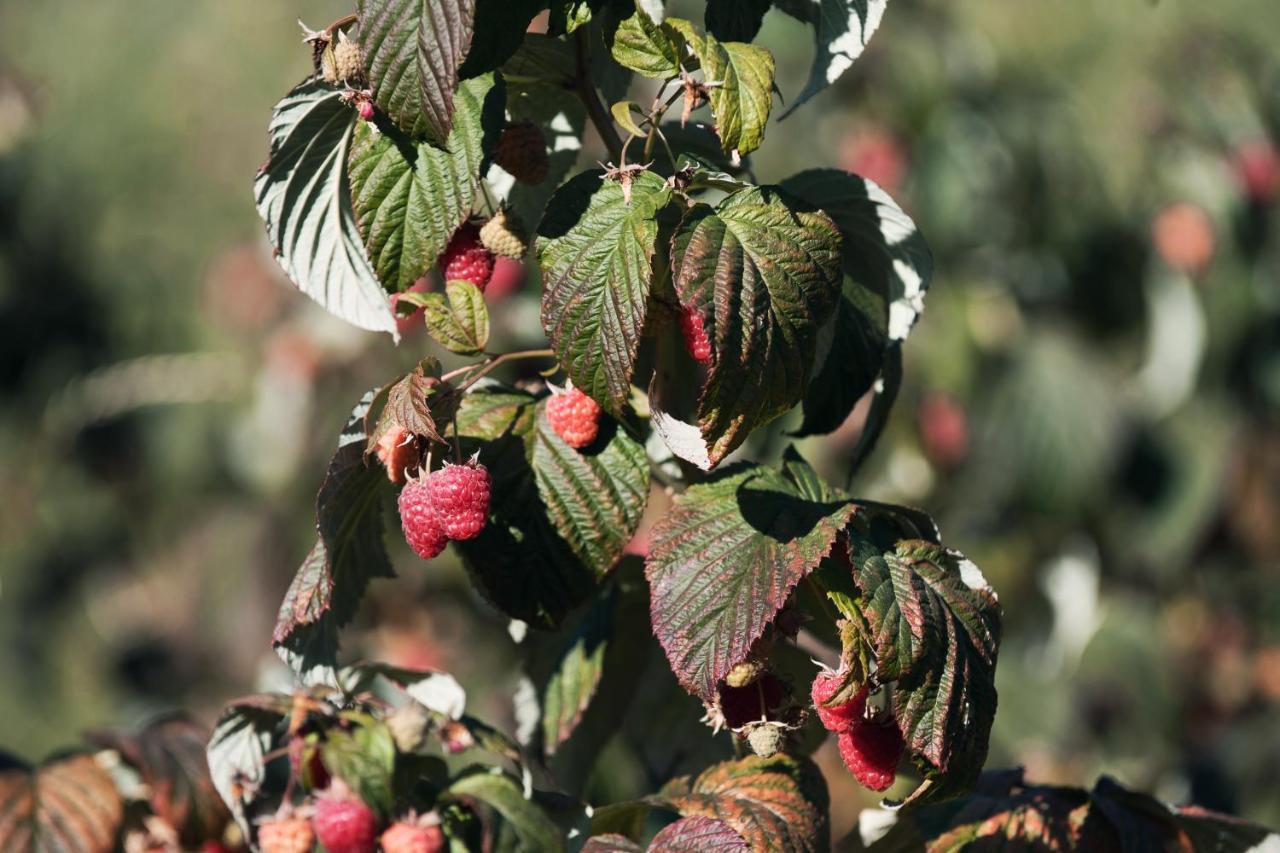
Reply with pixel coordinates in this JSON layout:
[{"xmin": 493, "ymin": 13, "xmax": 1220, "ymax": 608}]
[
  {"xmin": 479, "ymin": 209, "xmax": 528, "ymax": 259},
  {"xmin": 439, "ymin": 224, "xmax": 495, "ymax": 291},
  {"xmin": 312, "ymin": 785, "xmax": 378, "ymax": 853},
  {"xmin": 810, "ymin": 669, "xmax": 867, "ymax": 733},
  {"xmin": 426, "ymin": 458, "xmax": 491, "ymax": 541},
  {"xmin": 376, "ymin": 426, "xmax": 420, "ymax": 486},
  {"xmin": 838, "ymin": 715, "xmax": 905, "ymax": 792},
  {"xmin": 493, "ymin": 121, "xmax": 550, "ymax": 185},
  {"xmin": 545, "ymin": 385, "xmax": 602, "ymax": 449},
  {"xmin": 399, "ymin": 473, "xmax": 449, "ymax": 559},
  {"xmin": 679, "ymin": 305, "xmax": 712, "ymax": 363}
]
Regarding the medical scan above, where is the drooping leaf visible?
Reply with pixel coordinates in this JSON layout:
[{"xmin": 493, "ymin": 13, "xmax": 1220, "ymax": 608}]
[
  {"xmin": 357, "ymin": 0, "xmax": 476, "ymax": 144},
  {"xmin": 206, "ymin": 696, "xmax": 296, "ymax": 838},
  {"xmin": 321, "ymin": 713, "xmax": 397, "ymax": 816},
  {"xmin": 530, "ymin": 399, "xmax": 650, "ymax": 572},
  {"xmin": 669, "ymin": 187, "xmax": 842, "ymax": 467},
  {"xmin": 851, "ymin": 539, "xmax": 1001, "ymax": 804},
  {"xmin": 609, "ymin": 5, "xmax": 684, "ymax": 78},
  {"xmin": 451, "ymin": 385, "xmax": 597, "ymax": 627},
  {"xmin": 413, "ymin": 280, "xmax": 491, "ymax": 355},
  {"xmin": 367, "ymin": 359, "xmax": 460, "ymax": 450},
  {"xmin": 254, "ymin": 79, "xmax": 395, "ymax": 337},
  {"xmin": 705, "ymin": 0, "xmax": 772, "ymax": 42},
  {"xmin": 650, "ymin": 816, "xmax": 750, "ymax": 851},
  {"xmin": 698, "ymin": 34, "xmax": 775, "ymax": 156},
  {"xmin": 447, "ymin": 769, "xmax": 565, "ymax": 853},
  {"xmin": 538, "ymin": 169, "xmax": 674, "ymax": 412},
  {"xmin": 646, "ymin": 456, "xmax": 856, "ymax": 700},
  {"xmin": 0, "ymin": 754, "xmax": 123, "ymax": 853},
  {"xmin": 538, "ymin": 587, "xmax": 616, "ymax": 756},
  {"xmin": 459, "ymin": 0, "xmax": 548, "ymax": 78},
  {"xmin": 348, "ymin": 74, "xmax": 504, "ymax": 291},
  {"xmin": 660, "ymin": 755, "xmax": 829, "ymax": 853},
  {"xmin": 775, "ymin": 0, "xmax": 890, "ymax": 120},
  {"xmin": 87, "ymin": 715, "xmax": 229, "ymax": 848},
  {"xmin": 274, "ymin": 390, "xmax": 394, "ymax": 683},
  {"xmin": 781, "ymin": 168, "xmax": 931, "ymax": 437}
]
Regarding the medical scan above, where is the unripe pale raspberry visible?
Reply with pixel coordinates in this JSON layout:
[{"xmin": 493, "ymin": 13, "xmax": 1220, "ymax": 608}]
[
  {"xmin": 427, "ymin": 459, "xmax": 491, "ymax": 541},
  {"xmin": 439, "ymin": 224, "xmax": 495, "ymax": 291},
  {"xmin": 376, "ymin": 426, "xmax": 420, "ymax": 486},
  {"xmin": 838, "ymin": 716, "xmax": 904, "ymax": 792},
  {"xmin": 493, "ymin": 121, "xmax": 550, "ymax": 184},
  {"xmin": 312, "ymin": 789, "xmax": 377, "ymax": 853},
  {"xmin": 479, "ymin": 209, "xmax": 528, "ymax": 259},
  {"xmin": 810, "ymin": 670, "xmax": 866, "ymax": 733},
  {"xmin": 398, "ymin": 475, "xmax": 449, "ymax": 559},
  {"xmin": 724, "ymin": 658, "xmax": 766, "ymax": 689},
  {"xmin": 745, "ymin": 722, "xmax": 785, "ymax": 758},
  {"xmin": 381, "ymin": 821, "xmax": 445, "ymax": 853},
  {"xmin": 258, "ymin": 816, "xmax": 314, "ymax": 853},
  {"xmin": 332, "ymin": 33, "xmax": 365, "ymax": 82},
  {"xmin": 545, "ymin": 386, "xmax": 602, "ymax": 449},
  {"xmin": 679, "ymin": 305, "xmax": 711, "ymax": 363}
]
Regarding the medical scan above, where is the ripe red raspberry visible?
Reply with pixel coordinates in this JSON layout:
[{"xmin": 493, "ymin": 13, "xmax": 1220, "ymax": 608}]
[
  {"xmin": 398, "ymin": 475, "xmax": 448, "ymax": 559},
  {"xmin": 357, "ymin": 99, "xmax": 375, "ymax": 122},
  {"xmin": 438, "ymin": 224, "xmax": 494, "ymax": 291},
  {"xmin": 312, "ymin": 790, "xmax": 377, "ymax": 853},
  {"xmin": 376, "ymin": 426, "xmax": 421, "ymax": 486},
  {"xmin": 493, "ymin": 121, "xmax": 550, "ymax": 185},
  {"xmin": 810, "ymin": 670, "xmax": 867, "ymax": 732},
  {"xmin": 545, "ymin": 386, "xmax": 602, "ymax": 449},
  {"xmin": 679, "ymin": 305, "xmax": 711, "ymax": 363},
  {"xmin": 426, "ymin": 458, "xmax": 491, "ymax": 540},
  {"xmin": 838, "ymin": 716, "xmax": 904, "ymax": 792},
  {"xmin": 380, "ymin": 821, "xmax": 445, "ymax": 853},
  {"xmin": 258, "ymin": 816, "xmax": 314, "ymax": 853}
]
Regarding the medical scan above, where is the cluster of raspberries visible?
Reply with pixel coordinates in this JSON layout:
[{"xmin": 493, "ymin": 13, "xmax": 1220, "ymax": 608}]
[
  {"xmin": 395, "ymin": 455, "xmax": 492, "ymax": 560},
  {"xmin": 810, "ymin": 669, "xmax": 905, "ymax": 792},
  {"xmin": 257, "ymin": 782, "xmax": 444, "ymax": 853}
]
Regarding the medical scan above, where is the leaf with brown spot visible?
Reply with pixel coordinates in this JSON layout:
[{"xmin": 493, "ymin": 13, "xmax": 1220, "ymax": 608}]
[{"xmin": 0, "ymin": 753, "xmax": 123, "ymax": 853}]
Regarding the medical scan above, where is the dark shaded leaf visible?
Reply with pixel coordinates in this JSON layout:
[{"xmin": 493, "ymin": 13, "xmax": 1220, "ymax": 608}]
[
  {"xmin": 775, "ymin": 0, "xmax": 890, "ymax": 120},
  {"xmin": 447, "ymin": 769, "xmax": 565, "ymax": 853},
  {"xmin": 459, "ymin": 0, "xmax": 548, "ymax": 78},
  {"xmin": 255, "ymin": 79, "xmax": 394, "ymax": 337},
  {"xmin": 646, "ymin": 455, "xmax": 856, "ymax": 700},
  {"xmin": 0, "ymin": 754, "xmax": 123, "ymax": 853},
  {"xmin": 538, "ymin": 169, "xmax": 674, "ymax": 412},
  {"xmin": 705, "ymin": 0, "xmax": 772, "ymax": 42},
  {"xmin": 538, "ymin": 587, "xmax": 616, "ymax": 755},
  {"xmin": 206, "ymin": 699, "xmax": 288, "ymax": 838}
]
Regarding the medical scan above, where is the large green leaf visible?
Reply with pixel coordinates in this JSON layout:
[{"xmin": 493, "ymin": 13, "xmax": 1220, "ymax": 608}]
[
  {"xmin": 0, "ymin": 754, "xmax": 123, "ymax": 853},
  {"xmin": 705, "ymin": 0, "xmax": 772, "ymax": 42},
  {"xmin": 609, "ymin": 5, "xmax": 684, "ymax": 78},
  {"xmin": 447, "ymin": 769, "xmax": 565, "ymax": 853},
  {"xmin": 667, "ymin": 187, "xmax": 842, "ymax": 468},
  {"xmin": 321, "ymin": 713, "xmax": 397, "ymax": 816},
  {"xmin": 450, "ymin": 385, "xmax": 598, "ymax": 627},
  {"xmin": 530, "ymin": 399, "xmax": 650, "ymax": 571},
  {"xmin": 254, "ymin": 79, "xmax": 395, "ymax": 337},
  {"xmin": 274, "ymin": 390, "xmax": 394, "ymax": 683},
  {"xmin": 357, "ymin": 0, "xmax": 475, "ymax": 144},
  {"xmin": 851, "ymin": 539, "xmax": 1000, "ymax": 804},
  {"xmin": 781, "ymin": 168, "xmax": 931, "ymax": 438},
  {"xmin": 646, "ymin": 456, "xmax": 856, "ymax": 700},
  {"xmin": 698, "ymin": 33, "xmax": 775, "ymax": 156},
  {"xmin": 348, "ymin": 74, "xmax": 503, "ymax": 291},
  {"xmin": 537, "ymin": 170, "xmax": 674, "ymax": 412},
  {"xmin": 775, "ymin": 0, "xmax": 890, "ymax": 119},
  {"xmin": 659, "ymin": 756, "xmax": 829, "ymax": 853},
  {"xmin": 412, "ymin": 280, "xmax": 491, "ymax": 355}
]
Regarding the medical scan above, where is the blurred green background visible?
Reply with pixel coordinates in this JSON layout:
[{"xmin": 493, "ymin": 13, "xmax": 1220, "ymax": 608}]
[{"xmin": 2, "ymin": 0, "xmax": 1279, "ymax": 841}]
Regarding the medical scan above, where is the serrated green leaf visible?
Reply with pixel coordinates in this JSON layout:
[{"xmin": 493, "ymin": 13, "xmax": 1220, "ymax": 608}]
[
  {"xmin": 646, "ymin": 456, "xmax": 856, "ymax": 700},
  {"xmin": 348, "ymin": 74, "xmax": 504, "ymax": 291},
  {"xmin": 698, "ymin": 34, "xmax": 775, "ymax": 155},
  {"xmin": 610, "ymin": 4, "xmax": 684, "ymax": 78},
  {"xmin": 0, "ymin": 754, "xmax": 124, "ymax": 853},
  {"xmin": 611, "ymin": 100, "xmax": 648, "ymax": 138},
  {"xmin": 357, "ymin": 0, "xmax": 476, "ymax": 144},
  {"xmin": 451, "ymin": 386, "xmax": 598, "ymax": 627},
  {"xmin": 367, "ymin": 359, "xmax": 460, "ymax": 449},
  {"xmin": 660, "ymin": 756, "xmax": 829, "ymax": 853},
  {"xmin": 274, "ymin": 390, "xmax": 394, "ymax": 683},
  {"xmin": 851, "ymin": 539, "xmax": 1000, "ymax": 804},
  {"xmin": 321, "ymin": 714, "xmax": 397, "ymax": 815},
  {"xmin": 417, "ymin": 280, "xmax": 491, "ymax": 355},
  {"xmin": 447, "ymin": 770, "xmax": 565, "ymax": 853},
  {"xmin": 530, "ymin": 398, "xmax": 650, "ymax": 572},
  {"xmin": 254, "ymin": 79, "xmax": 395, "ymax": 337},
  {"xmin": 537, "ymin": 169, "xmax": 674, "ymax": 412},
  {"xmin": 775, "ymin": 0, "xmax": 889, "ymax": 120},
  {"xmin": 705, "ymin": 0, "xmax": 772, "ymax": 42},
  {"xmin": 668, "ymin": 186, "xmax": 842, "ymax": 467}
]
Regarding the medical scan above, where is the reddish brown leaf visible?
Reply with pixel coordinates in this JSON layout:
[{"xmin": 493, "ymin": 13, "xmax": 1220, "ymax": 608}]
[{"xmin": 0, "ymin": 753, "xmax": 123, "ymax": 853}]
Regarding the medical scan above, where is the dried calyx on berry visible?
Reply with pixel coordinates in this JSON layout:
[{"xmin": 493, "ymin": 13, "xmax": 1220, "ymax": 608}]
[{"xmin": 479, "ymin": 208, "xmax": 528, "ymax": 259}]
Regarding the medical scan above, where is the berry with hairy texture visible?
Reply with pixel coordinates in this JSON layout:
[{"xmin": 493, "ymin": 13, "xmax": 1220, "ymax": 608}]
[
  {"xmin": 258, "ymin": 816, "xmax": 314, "ymax": 853},
  {"xmin": 357, "ymin": 99, "xmax": 375, "ymax": 122},
  {"xmin": 376, "ymin": 427, "xmax": 420, "ymax": 486},
  {"xmin": 312, "ymin": 790, "xmax": 377, "ymax": 853},
  {"xmin": 679, "ymin": 305, "xmax": 711, "ymax": 363},
  {"xmin": 427, "ymin": 459, "xmax": 491, "ymax": 540},
  {"xmin": 398, "ymin": 475, "xmax": 448, "ymax": 559},
  {"xmin": 810, "ymin": 670, "xmax": 866, "ymax": 733},
  {"xmin": 493, "ymin": 121, "xmax": 550, "ymax": 184},
  {"xmin": 479, "ymin": 209, "xmax": 528, "ymax": 259},
  {"xmin": 838, "ymin": 716, "xmax": 904, "ymax": 792},
  {"xmin": 439, "ymin": 224, "xmax": 495, "ymax": 291},
  {"xmin": 724, "ymin": 658, "xmax": 766, "ymax": 689},
  {"xmin": 332, "ymin": 32, "xmax": 364, "ymax": 82},
  {"xmin": 745, "ymin": 722, "xmax": 785, "ymax": 758},
  {"xmin": 380, "ymin": 821, "xmax": 445, "ymax": 853},
  {"xmin": 545, "ymin": 386, "xmax": 602, "ymax": 449}
]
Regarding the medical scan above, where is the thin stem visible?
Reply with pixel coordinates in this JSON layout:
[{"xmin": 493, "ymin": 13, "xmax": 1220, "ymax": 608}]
[
  {"xmin": 325, "ymin": 13, "xmax": 358, "ymax": 35},
  {"xmin": 441, "ymin": 348, "xmax": 556, "ymax": 388},
  {"xmin": 573, "ymin": 29, "xmax": 625, "ymax": 162}
]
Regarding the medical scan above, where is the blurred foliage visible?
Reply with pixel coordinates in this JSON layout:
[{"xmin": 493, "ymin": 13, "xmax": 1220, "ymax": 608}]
[{"xmin": 1, "ymin": 0, "xmax": 1279, "ymax": 845}]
